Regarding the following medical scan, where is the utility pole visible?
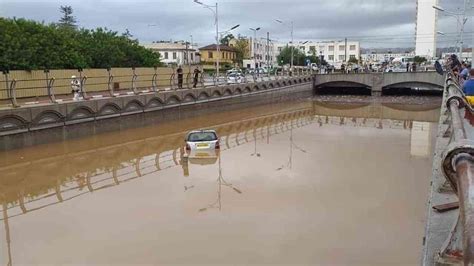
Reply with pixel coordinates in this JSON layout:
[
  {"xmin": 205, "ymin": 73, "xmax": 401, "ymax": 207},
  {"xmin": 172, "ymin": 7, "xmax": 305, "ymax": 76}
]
[
  {"xmin": 267, "ymin": 32, "xmax": 270, "ymax": 68},
  {"xmin": 345, "ymin": 38, "xmax": 348, "ymax": 62}
]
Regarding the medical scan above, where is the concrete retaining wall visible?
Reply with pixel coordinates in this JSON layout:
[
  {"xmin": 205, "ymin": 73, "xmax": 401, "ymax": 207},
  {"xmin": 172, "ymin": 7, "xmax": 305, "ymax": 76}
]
[{"xmin": 0, "ymin": 78, "xmax": 313, "ymax": 150}]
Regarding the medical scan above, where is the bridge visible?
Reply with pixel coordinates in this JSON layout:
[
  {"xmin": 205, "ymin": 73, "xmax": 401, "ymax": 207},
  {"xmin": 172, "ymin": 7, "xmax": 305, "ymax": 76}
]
[{"xmin": 314, "ymin": 72, "xmax": 445, "ymax": 95}]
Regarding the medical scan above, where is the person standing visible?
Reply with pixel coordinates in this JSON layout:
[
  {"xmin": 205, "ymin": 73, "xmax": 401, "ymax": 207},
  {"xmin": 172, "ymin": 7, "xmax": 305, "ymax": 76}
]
[
  {"xmin": 193, "ymin": 68, "xmax": 201, "ymax": 88},
  {"xmin": 462, "ymin": 68, "xmax": 474, "ymax": 105},
  {"xmin": 177, "ymin": 66, "xmax": 183, "ymax": 89},
  {"xmin": 406, "ymin": 62, "xmax": 410, "ymax": 72},
  {"xmin": 460, "ymin": 62, "xmax": 470, "ymax": 80},
  {"xmin": 412, "ymin": 62, "xmax": 417, "ymax": 72},
  {"xmin": 71, "ymin": 75, "xmax": 81, "ymax": 101}
]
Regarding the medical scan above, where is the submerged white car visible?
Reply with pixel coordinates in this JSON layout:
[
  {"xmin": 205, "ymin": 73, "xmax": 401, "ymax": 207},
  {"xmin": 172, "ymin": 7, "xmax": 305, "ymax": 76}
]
[{"xmin": 185, "ymin": 130, "xmax": 220, "ymax": 154}]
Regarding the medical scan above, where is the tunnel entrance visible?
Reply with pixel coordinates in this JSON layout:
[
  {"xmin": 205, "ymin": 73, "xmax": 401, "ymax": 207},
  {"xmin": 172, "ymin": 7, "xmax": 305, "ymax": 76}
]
[
  {"xmin": 315, "ymin": 86, "xmax": 372, "ymax": 96},
  {"xmin": 382, "ymin": 87, "xmax": 443, "ymax": 96}
]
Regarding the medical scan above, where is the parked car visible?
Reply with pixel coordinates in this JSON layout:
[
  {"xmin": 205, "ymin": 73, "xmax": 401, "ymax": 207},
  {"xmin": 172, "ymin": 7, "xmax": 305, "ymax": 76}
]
[
  {"xmin": 185, "ymin": 130, "xmax": 220, "ymax": 153},
  {"xmin": 227, "ymin": 73, "xmax": 244, "ymax": 84}
]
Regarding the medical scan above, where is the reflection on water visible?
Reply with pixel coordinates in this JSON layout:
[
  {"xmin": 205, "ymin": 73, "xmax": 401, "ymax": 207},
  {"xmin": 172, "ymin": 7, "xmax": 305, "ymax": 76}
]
[
  {"xmin": 0, "ymin": 99, "xmax": 440, "ymax": 265},
  {"xmin": 410, "ymin": 122, "xmax": 434, "ymax": 157}
]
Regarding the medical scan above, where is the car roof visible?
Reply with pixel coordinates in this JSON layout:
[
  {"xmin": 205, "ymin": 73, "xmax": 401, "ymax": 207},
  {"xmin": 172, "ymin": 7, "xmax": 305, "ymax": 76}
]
[{"xmin": 187, "ymin": 129, "xmax": 217, "ymax": 134}]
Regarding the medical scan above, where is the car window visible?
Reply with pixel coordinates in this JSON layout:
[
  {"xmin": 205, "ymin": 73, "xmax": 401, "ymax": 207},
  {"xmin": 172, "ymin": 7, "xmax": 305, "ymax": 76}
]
[{"xmin": 187, "ymin": 132, "xmax": 217, "ymax": 142}]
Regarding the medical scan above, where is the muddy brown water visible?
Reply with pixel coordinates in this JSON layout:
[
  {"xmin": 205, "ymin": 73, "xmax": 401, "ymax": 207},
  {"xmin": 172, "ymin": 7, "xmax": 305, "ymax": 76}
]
[{"xmin": 0, "ymin": 97, "xmax": 440, "ymax": 265}]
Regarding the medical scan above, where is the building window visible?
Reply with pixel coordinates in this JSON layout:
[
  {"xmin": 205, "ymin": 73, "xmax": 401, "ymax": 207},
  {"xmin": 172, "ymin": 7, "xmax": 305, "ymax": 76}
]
[
  {"xmin": 328, "ymin": 55, "xmax": 334, "ymax": 61},
  {"xmin": 164, "ymin": 52, "xmax": 169, "ymax": 59},
  {"xmin": 208, "ymin": 51, "xmax": 213, "ymax": 59},
  {"xmin": 339, "ymin": 45, "xmax": 345, "ymax": 51},
  {"xmin": 278, "ymin": 47, "xmax": 282, "ymax": 52},
  {"xmin": 328, "ymin": 46, "xmax": 334, "ymax": 52},
  {"xmin": 173, "ymin": 52, "xmax": 177, "ymax": 59},
  {"xmin": 350, "ymin": 45, "xmax": 356, "ymax": 51},
  {"xmin": 339, "ymin": 55, "xmax": 345, "ymax": 61},
  {"xmin": 350, "ymin": 55, "xmax": 356, "ymax": 60},
  {"xmin": 309, "ymin": 46, "xmax": 316, "ymax": 51},
  {"xmin": 300, "ymin": 46, "xmax": 305, "ymax": 51}
]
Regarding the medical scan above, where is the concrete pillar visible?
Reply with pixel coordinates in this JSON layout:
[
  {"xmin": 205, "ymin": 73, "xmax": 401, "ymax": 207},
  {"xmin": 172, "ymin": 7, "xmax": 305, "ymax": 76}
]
[{"xmin": 372, "ymin": 91, "xmax": 382, "ymax": 97}]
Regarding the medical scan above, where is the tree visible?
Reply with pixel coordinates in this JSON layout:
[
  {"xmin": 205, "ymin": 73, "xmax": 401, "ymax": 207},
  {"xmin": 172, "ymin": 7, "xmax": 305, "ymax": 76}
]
[
  {"xmin": 233, "ymin": 38, "xmax": 249, "ymax": 66},
  {"xmin": 58, "ymin": 5, "xmax": 77, "ymax": 29},
  {"xmin": 277, "ymin": 45, "xmax": 306, "ymax": 66},
  {"xmin": 0, "ymin": 17, "xmax": 161, "ymax": 70},
  {"xmin": 220, "ymin": 34, "xmax": 234, "ymax": 46},
  {"xmin": 413, "ymin": 56, "xmax": 427, "ymax": 64},
  {"xmin": 348, "ymin": 57, "xmax": 358, "ymax": 64}
]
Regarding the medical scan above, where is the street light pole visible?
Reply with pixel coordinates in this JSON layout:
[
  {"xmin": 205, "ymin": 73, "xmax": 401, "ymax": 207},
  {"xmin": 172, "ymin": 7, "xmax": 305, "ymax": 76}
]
[
  {"xmin": 290, "ymin": 21, "xmax": 294, "ymax": 69},
  {"xmin": 249, "ymin": 27, "xmax": 261, "ymax": 68},
  {"xmin": 276, "ymin": 19, "xmax": 294, "ymax": 69},
  {"xmin": 194, "ymin": 0, "xmax": 220, "ymax": 79},
  {"xmin": 215, "ymin": 2, "xmax": 220, "ymax": 80}
]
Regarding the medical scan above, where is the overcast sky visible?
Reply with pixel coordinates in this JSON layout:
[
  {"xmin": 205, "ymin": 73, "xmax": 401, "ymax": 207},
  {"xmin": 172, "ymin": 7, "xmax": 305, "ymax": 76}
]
[{"xmin": 0, "ymin": 0, "xmax": 469, "ymax": 49}]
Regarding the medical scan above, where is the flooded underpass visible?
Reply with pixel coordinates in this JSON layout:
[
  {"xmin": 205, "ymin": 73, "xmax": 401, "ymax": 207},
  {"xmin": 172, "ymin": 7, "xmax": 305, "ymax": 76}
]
[{"xmin": 0, "ymin": 96, "xmax": 441, "ymax": 265}]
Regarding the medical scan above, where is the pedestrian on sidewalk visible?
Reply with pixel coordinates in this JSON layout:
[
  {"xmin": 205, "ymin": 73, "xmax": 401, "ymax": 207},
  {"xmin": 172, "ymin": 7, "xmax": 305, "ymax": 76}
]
[
  {"xmin": 70, "ymin": 75, "xmax": 81, "ymax": 101},
  {"xmin": 412, "ymin": 63, "xmax": 417, "ymax": 72},
  {"xmin": 193, "ymin": 68, "xmax": 201, "ymax": 88},
  {"xmin": 177, "ymin": 66, "xmax": 183, "ymax": 89},
  {"xmin": 406, "ymin": 63, "xmax": 410, "ymax": 72}
]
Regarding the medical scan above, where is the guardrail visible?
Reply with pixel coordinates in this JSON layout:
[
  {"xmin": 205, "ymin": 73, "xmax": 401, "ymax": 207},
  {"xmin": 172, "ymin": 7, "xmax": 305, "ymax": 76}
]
[{"xmin": 438, "ymin": 72, "xmax": 474, "ymax": 264}]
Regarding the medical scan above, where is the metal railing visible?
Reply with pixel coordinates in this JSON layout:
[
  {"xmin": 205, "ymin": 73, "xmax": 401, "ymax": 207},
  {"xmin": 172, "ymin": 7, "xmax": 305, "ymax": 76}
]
[
  {"xmin": 0, "ymin": 67, "xmax": 313, "ymax": 108},
  {"xmin": 437, "ymin": 72, "xmax": 474, "ymax": 264}
]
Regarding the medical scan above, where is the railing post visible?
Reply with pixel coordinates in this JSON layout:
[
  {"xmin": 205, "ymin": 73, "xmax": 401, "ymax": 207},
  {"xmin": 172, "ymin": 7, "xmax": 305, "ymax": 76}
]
[
  {"xmin": 199, "ymin": 71, "xmax": 205, "ymax": 88},
  {"xmin": 151, "ymin": 66, "xmax": 158, "ymax": 92},
  {"xmin": 186, "ymin": 72, "xmax": 191, "ymax": 89},
  {"xmin": 170, "ymin": 66, "xmax": 176, "ymax": 90},
  {"xmin": 3, "ymin": 70, "xmax": 19, "ymax": 108},
  {"xmin": 78, "ymin": 68, "xmax": 89, "ymax": 100},
  {"xmin": 107, "ymin": 67, "xmax": 115, "ymax": 97},
  {"xmin": 44, "ymin": 69, "xmax": 57, "ymax": 103},
  {"xmin": 131, "ymin": 67, "xmax": 138, "ymax": 94}
]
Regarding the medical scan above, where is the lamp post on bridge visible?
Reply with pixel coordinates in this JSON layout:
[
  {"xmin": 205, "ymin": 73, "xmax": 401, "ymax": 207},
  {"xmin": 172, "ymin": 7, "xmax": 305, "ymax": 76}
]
[{"xmin": 433, "ymin": 2, "xmax": 473, "ymax": 62}]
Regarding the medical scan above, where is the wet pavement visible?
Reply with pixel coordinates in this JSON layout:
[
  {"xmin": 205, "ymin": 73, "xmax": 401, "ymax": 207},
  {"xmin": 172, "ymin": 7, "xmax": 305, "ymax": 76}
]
[{"xmin": 0, "ymin": 96, "xmax": 440, "ymax": 265}]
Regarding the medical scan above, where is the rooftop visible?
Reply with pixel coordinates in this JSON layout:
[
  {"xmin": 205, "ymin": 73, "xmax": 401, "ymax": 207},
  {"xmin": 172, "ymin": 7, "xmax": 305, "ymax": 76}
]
[
  {"xmin": 143, "ymin": 42, "xmax": 195, "ymax": 51},
  {"xmin": 199, "ymin": 44, "xmax": 236, "ymax": 52}
]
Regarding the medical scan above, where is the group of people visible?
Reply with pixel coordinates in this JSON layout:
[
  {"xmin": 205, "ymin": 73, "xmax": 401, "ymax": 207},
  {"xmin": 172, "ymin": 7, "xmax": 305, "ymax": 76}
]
[
  {"xmin": 176, "ymin": 67, "xmax": 202, "ymax": 89},
  {"xmin": 449, "ymin": 54, "xmax": 474, "ymax": 105},
  {"xmin": 405, "ymin": 62, "xmax": 417, "ymax": 72}
]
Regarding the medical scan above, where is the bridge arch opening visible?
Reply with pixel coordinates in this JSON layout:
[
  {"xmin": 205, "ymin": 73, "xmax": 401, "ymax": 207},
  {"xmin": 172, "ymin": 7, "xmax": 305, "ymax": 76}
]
[
  {"xmin": 314, "ymin": 81, "xmax": 371, "ymax": 96},
  {"xmin": 382, "ymin": 82, "xmax": 443, "ymax": 96}
]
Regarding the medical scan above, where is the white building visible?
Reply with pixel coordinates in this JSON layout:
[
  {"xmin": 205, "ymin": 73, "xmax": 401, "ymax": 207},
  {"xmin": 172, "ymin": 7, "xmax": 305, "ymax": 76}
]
[
  {"xmin": 361, "ymin": 51, "xmax": 415, "ymax": 63},
  {"xmin": 275, "ymin": 40, "xmax": 360, "ymax": 66},
  {"xmin": 143, "ymin": 41, "xmax": 199, "ymax": 65},
  {"xmin": 415, "ymin": 0, "xmax": 438, "ymax": 58},
  {"xmin": 248, "ymin": 37, "xmax": 277, "ymax": 69}
]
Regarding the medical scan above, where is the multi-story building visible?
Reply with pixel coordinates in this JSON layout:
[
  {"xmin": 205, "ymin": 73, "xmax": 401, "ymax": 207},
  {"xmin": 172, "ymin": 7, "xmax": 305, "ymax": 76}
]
[
  {"xmin": 143, "ymin": 41, "xmax": 199, "ymax": 66},
  {"xmin": 415, "ymin": 0, "xmax": 438, "ymax": 58},
  {"xmin": 228, "ymin": 36, "xmax": 277, "ymax": 69},
  {"xmin": 199, "ymin": 44, "xmax": 237, "ymax": 70},
  {"xmin": 361, "ymin": 51, "xmax": 415, "ymax": 64},
  {"xmin": 275, "ymin": 40, "xmax": 360, "ymax": 66}
]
